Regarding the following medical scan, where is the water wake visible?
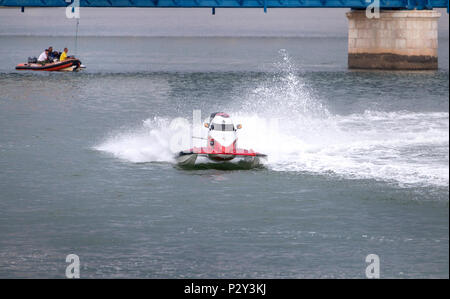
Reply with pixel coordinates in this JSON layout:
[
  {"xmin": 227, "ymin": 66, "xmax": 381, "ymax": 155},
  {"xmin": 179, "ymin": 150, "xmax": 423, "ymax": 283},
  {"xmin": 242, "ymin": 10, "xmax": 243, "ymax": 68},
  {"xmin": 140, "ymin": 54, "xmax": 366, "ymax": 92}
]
[{"xmin": 95, "ymin": 50, "xmax": 449, "ymax": 187}]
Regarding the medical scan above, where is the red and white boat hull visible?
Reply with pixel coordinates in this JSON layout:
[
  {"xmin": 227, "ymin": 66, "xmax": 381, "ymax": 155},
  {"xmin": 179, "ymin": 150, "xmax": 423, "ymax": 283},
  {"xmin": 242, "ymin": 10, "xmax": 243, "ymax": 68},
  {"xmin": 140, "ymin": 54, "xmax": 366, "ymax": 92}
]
[
  {"xmin": 15, "ymin": 58, "xmax": 83, "ymax": 72},
  {"xmin": 176, "ymin": 112, "xmax": 267, "ymax": 167}
]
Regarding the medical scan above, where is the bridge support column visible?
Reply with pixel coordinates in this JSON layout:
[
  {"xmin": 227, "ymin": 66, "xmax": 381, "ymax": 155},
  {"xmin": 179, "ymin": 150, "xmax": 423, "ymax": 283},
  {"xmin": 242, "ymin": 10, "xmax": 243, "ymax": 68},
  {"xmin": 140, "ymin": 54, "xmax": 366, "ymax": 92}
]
[{"xmin": 346, "ymin": 10, "xmax": 441, "ymax": 70}]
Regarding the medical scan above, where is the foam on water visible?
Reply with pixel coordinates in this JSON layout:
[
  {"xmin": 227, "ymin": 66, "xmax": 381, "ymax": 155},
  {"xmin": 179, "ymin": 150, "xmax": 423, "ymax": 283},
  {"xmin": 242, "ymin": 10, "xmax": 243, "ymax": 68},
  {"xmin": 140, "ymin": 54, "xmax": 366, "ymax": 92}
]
[
  {"xmin": 95, "ymin": 50, "xmax": 449, "ymax": 187},
  {"xmin": 94, "ymin": 117, "xmax": 179, "ymax": 163}
]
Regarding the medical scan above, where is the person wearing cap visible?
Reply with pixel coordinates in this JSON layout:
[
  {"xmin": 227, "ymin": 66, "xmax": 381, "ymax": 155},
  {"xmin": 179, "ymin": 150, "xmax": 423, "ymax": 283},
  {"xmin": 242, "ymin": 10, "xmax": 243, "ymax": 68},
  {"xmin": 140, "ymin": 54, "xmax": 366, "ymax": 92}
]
[{"xmin": 47, "ymin": 46, "xmax": 56, "ymax": 61}]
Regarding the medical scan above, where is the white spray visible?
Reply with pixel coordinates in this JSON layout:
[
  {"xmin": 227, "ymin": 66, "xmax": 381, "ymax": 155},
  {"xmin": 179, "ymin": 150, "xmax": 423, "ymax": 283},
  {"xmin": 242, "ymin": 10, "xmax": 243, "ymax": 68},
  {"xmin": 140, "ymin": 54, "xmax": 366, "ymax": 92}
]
[{"xmin": 95, "ymin": 50, "xmax": 449, "ymax": 187}]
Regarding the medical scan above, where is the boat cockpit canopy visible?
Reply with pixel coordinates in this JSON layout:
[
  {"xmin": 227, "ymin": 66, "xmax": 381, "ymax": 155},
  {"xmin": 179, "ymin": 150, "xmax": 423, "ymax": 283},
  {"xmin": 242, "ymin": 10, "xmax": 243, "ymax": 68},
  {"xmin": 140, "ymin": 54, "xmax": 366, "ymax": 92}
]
[{"xmin": 211, "ymin": 123, "xmax": 235, "ymax": 132}]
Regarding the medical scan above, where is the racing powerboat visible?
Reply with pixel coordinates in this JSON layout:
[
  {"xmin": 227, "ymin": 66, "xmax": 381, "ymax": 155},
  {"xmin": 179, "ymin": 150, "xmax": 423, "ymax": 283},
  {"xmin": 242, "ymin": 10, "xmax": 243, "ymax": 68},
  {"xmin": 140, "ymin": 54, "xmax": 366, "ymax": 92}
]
[{"xmin": 176, "ymin": 112, "xmax": 267, "ymax": 167}]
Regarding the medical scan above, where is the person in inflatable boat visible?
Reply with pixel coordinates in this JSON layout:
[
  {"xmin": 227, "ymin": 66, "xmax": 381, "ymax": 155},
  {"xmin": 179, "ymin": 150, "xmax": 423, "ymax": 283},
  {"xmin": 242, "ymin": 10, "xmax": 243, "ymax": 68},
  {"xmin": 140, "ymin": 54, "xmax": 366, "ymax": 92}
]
[
  {"xmin": 59, "ymin": 48, "xmax": 69, "ymax": 61},
  {"xmin": 37, "ymin": 49, "xmax": 50, "ymax": 64}
]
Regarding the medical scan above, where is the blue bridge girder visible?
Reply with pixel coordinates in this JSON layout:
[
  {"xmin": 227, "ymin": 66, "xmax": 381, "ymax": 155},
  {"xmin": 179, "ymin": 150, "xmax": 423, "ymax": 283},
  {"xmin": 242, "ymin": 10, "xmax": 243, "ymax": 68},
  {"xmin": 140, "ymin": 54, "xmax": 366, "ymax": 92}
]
[{"xmin": 0, "ymin": 0, "xmax": 448, "ymax": 10}]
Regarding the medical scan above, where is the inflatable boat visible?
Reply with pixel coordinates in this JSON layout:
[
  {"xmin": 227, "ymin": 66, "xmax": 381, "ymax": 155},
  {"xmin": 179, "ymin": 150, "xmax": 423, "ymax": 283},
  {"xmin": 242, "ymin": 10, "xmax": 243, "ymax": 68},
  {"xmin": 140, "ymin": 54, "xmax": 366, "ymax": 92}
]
[{"xmin": 15, "ymin": 58, "xmax": 83, "ymax": 72}]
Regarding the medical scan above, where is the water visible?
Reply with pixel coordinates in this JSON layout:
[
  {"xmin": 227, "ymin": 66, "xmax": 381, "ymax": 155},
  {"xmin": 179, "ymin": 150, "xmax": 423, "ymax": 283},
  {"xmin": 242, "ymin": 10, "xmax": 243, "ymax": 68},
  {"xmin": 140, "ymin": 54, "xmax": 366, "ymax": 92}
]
[{"xmin": 0, "ymin": 9, "xmax": 449, "ymax": 278}]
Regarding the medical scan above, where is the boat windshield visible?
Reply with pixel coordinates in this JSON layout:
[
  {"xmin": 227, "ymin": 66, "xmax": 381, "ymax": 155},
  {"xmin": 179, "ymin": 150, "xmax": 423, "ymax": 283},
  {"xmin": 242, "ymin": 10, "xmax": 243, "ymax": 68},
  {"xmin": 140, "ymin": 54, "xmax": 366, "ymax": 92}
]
[{"xmin": 211, "ymin": 123, "xmax": 234, "ymax": 131}]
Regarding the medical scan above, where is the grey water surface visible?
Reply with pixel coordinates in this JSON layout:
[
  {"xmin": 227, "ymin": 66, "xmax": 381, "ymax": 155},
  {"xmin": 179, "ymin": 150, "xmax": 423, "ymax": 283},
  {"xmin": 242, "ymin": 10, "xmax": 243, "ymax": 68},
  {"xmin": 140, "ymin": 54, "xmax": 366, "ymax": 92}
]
[{"xmin": 0, "ymin": 8, "xmax": 448, "ymax": 278}]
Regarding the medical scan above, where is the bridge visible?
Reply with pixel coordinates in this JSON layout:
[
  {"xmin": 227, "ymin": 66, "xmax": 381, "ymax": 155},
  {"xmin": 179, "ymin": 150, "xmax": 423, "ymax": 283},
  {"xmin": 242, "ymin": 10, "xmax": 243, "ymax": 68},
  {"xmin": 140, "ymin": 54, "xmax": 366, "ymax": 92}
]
[
  {"xmin": 0, "ymin": 0, "xmax": 448, "ymax": 10},
  {"xmin": 1, "ymin": 0, "xmax": 448, "ymax": 70}
]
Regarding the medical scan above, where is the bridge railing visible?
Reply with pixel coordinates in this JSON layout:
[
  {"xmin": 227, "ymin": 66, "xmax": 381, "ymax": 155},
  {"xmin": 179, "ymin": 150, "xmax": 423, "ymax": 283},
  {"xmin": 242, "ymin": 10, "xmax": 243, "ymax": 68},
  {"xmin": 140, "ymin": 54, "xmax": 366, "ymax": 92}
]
[{"xmin": 0, "ymin": 0, "xmax": 448, "ymax": 10}]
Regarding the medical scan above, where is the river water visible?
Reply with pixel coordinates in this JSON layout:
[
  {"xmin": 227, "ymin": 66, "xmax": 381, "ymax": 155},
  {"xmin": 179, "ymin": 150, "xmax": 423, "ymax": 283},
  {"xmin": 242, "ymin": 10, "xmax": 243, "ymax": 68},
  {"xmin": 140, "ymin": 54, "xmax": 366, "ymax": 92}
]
[{"xmin": 0, "ymin": 8, "xmax": 448, "ymax": 278}]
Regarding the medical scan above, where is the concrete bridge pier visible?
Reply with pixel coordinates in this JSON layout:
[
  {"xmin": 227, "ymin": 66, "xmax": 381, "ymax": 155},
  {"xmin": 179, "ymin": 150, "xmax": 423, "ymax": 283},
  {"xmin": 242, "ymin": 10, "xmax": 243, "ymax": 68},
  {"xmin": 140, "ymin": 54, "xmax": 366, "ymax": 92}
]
[{"xmin": 346, "ymin": 10, "xmax": 441, "ymax": 70}]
